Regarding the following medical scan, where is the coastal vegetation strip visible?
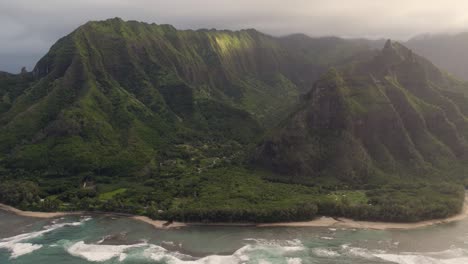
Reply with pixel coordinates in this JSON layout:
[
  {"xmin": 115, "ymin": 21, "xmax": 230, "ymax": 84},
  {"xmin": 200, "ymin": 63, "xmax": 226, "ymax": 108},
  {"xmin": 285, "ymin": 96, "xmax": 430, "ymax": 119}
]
[
  {"xmin": 1, "ymin": 193, "xmax": 467, "ymax": 230},
  {"xmin": 0, "ymin": 168, "xmax": 464, "ymax": 224}
]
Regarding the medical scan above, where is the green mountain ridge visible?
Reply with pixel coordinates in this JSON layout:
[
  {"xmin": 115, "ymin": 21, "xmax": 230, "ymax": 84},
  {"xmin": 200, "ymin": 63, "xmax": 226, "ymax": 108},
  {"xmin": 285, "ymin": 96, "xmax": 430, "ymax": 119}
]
[
  {"xmin": 0, "ymin": 19, "xmax": 466, "ymax": 223},
  {"xmin": 0, "ymin": 18, "xmax": 377, "ymax": 177},
  {"xmin": 255, "ymin": 40, "xmax": 468, "ymax": 182}
]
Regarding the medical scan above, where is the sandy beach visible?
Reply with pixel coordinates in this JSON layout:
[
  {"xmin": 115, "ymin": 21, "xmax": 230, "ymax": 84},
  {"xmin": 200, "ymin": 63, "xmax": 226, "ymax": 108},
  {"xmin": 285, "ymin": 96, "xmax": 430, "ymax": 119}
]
[
  {"xmin": 0, "ymin": 203, "xmax": 185, "ymax": 229},
  {"xmin": 0, "ymin": 203, "xmax": 81, "ymax": 218},
  {"xmin": 2, "ymin": 195, "xmax": 468, "ymax": 230},
  {"xmin": 258, "ymin": 195, "xmax": 468, "ymax": 230}
]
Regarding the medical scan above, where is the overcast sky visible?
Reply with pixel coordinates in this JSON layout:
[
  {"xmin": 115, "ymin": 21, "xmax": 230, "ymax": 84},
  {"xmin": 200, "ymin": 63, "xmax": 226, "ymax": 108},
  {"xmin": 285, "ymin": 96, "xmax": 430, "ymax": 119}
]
[{"xmin": 1, "ymin": 0, "xmax": 468, "ymax": 73}]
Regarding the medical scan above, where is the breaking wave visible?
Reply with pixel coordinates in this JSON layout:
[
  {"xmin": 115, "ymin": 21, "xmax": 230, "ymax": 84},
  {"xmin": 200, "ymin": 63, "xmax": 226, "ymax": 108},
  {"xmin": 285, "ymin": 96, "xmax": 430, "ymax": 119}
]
[
  {"xmin": 0, "ymin": 216, "xmax": 90, "ymax": 259},
  {"xmin": 64, "ymin": 237, "xmax": 468, "ymax": 264},
  {"xmin": 4, "ymin": 215, "xmax": 468, "ymax": 264},
  {"xmin": 308, "ymin": 244, "xmax": 468, "ymax": 264},
  {"xmin": 374, "ymin": 248, "xmax": 468, "ymax": 264},
  {"xmin": 64, "ymin": 238, "xmax": 306, "ymax": 263},
  {"xmin": 67, "ymin": 241, "xmax": 148, "ymax": 262}
]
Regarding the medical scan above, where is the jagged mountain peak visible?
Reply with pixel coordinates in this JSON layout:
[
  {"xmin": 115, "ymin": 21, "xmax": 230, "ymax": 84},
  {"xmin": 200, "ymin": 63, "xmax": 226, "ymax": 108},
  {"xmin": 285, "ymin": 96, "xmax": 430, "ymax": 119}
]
[
  {"xmin": 379, "ymin": 40, "xmax": 417, "ymax": 66},
  {"xmin": 254, "ymin": 40, "xmax": 468, "ymax": 183}
]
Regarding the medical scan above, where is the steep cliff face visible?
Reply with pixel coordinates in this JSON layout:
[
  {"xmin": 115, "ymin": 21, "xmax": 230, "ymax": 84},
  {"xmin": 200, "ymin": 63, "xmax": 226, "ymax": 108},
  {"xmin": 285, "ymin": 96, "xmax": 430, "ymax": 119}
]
[
  {"xmin": 254, "ymin": 40, "xmax": 468, "ymax": 183},
  {"xmin": 0, "ymin": 19, "xmax": 277, "ymax": 177},
  {"xmin": 9, "ymin": 18, "xmax": 466, "ymax": 186},
  {"xmin": 0, "ymin": 18, "xmax": 377, "ymax": 178},
  {"xmin": 30, "ymin": 18, "xmax": 300, "ymax": 125}
]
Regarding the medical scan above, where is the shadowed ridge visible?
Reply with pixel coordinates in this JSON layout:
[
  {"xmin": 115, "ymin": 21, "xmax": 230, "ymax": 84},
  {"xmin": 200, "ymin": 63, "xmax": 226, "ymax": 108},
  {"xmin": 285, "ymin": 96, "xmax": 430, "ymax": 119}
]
[{"xmin": 254, "ymin": 41, "xmax": 468, "ymax": 183}]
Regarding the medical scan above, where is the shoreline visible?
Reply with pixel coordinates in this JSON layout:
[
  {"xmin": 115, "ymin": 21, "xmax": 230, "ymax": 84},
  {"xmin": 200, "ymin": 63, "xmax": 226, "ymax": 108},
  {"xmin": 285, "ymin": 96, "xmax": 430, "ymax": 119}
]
[
  {"xmin": 258, "ymin": 195, "xmax": 468, "ymax": 230},
  {"xmin": 0, "ymin": 203, "xmax": 82, "ymax": 218},
  {"xmin": 2, "ymin": 196, "xmax": 468, "ymax": 230},
  {"xmin": 0, "ymin": 203, "xmax": 186, "ymax": 229}
]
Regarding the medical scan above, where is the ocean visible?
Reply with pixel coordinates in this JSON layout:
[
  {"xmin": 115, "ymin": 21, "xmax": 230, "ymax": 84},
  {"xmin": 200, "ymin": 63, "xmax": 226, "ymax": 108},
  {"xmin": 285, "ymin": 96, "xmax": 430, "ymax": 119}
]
[{"xmin": 1, "ymin": 210, "xmax": 467, "ymax": 264}]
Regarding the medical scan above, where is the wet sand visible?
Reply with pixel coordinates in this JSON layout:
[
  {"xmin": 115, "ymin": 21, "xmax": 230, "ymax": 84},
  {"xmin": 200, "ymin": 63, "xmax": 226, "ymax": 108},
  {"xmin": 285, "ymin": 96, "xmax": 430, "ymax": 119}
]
[{"xmin": 131, "ymin": 216, "xmax": 186, "ymax": 229}]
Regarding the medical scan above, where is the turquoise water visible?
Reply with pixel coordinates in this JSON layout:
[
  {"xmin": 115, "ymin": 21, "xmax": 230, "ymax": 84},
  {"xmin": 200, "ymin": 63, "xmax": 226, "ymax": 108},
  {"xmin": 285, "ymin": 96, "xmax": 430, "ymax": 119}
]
[{"xmin": 1, "ymin": 210, "xmax": 468, "ymax": 263}]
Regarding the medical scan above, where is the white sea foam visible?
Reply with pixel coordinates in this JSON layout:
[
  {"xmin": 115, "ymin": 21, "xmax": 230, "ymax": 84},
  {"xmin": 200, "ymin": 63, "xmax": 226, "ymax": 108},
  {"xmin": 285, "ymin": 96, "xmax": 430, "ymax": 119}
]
[
  {"xmin": 375, "ymin": 254, "xmax": 435, "ymax": 264},
  {"xmin": 8, "ymin": 243, "xmax": 43, "ymax": 259},
  {"xmin": 287, "ymin": 257, "xmax": 302, "ymax": 264},
  {"xmin": 61, "ymin": 237, "xmax": 468, "ymax": 264},
  {"xmin": 145, "ymin": 244, "xmax": 251, "ymax": 264},
  {"xmin": 119, "ymin": 253, "xmax": 127, "ymax": 261},
  {"xmin": 63, "ymin": 237, "xmax": 306, "ymax": 263},
  {"xmin": 312, "ymin": 248, "xmax": 340, "ymax": 258},
  {"xmin": 66, "ymin": 240, "xmax": 249, "ymax": 263},
  {"xmin": 375, "ymin": 253, "xmax": 468, "ymax": 264},
  {"xmin": 243, "ymin": 238, "xmax": 304, "ymax": 252},
  {"xmin": 347, "ymin": 247, "xmax": 377, "ymax": 259},
  {"xmin": 142, "ymin": 238, "xmax": 306, "ymax": 264},
  {"xmin": 425, "ymin": 248, "xmax": 468, "ymax": 258},
  {"xmin": 162, "ymin": 241, "xmax": 176, "ymax": 246},
  {"xmin": 67, "ymin": 241, "xmax": 147, "ymax": 262},
  {"xmin": 373, "ymin": 247, "xmax": 468, "ymax": 264},
  {"xmin": 337, "ymin": 245, "xmax": 468, "ymax": 264},
  {"xmin": 340, "ymin": 244, "xmax": 381, "ymax": 260},
  {"xmin": 0, "ymin": 218, "xmax": 88, "ymax": 259}
]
